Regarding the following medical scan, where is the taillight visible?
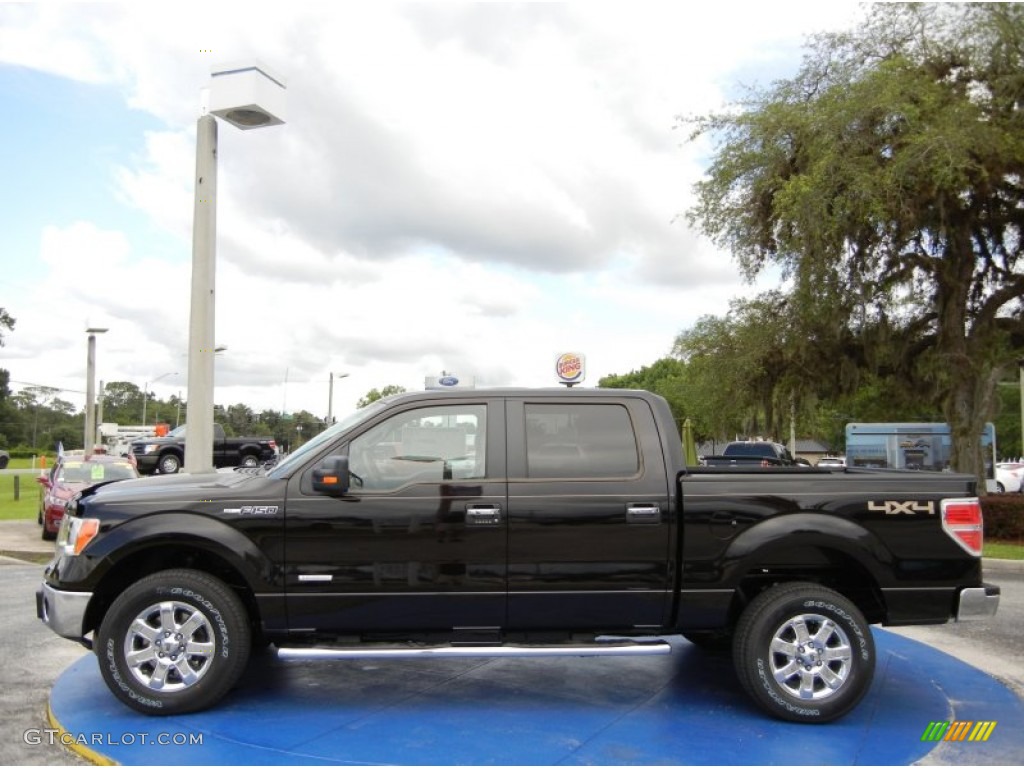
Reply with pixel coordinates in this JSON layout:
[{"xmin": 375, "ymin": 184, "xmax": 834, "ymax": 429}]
[{"xmin": 942, "ymin": 498, "xmax": 983, "ymax": 556}]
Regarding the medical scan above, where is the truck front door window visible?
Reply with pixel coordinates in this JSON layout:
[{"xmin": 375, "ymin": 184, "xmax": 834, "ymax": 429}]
[{"xmin": 350, "ymin": 405, "xmax": 486, "ymax": 492}]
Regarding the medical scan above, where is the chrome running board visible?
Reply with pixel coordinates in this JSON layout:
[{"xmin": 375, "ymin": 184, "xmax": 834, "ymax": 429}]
[{"xmin": 276, "ymin": 639, "xmax": 672, "ymax": 661}]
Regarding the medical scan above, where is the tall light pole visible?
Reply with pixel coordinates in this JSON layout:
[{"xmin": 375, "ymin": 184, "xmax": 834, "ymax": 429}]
[
  {"xmin": 327, "ymin": 372, "xmax": 349, "ymax": 425},
  {"xmin": 142, "ymin": 372, "xmax": 177, "ymax": 425},
  {"xmin": 84, "ymin": 327, "xmax": 108, "ymax": 453},
  {"xmin": 184, "ymin": 63, "xmax": 285, "ymax": 474}
]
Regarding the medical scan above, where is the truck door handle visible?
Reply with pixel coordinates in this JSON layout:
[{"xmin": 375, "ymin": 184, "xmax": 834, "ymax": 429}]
[
  {"xmin": 626, "ymin": 503, "xmax": 661, "ymax": 524},
  {"xmin": 465, "ymin": 505, "xmax": 502, "ymax": 526}
]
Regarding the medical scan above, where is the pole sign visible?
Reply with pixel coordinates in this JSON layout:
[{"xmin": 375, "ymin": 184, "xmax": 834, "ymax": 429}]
[{"xmin": 555, "ymin": 353, "xmax": 585, "ymax": 387}]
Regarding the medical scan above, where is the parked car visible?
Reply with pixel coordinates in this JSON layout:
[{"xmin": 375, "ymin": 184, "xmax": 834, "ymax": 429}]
[
  {"xmin": 36, "ymin": 453, "xmax": 138, "ymax": 540},
  {"xmin": 0, "ymin": 449, "xmax": 9, "ymax": 469},
  {"xmin": 995, "ymin": 462, "xmax": 1024, "ymax": 493},
  {"xmin": 817, "ymin": 456, "xmax": 847, "ymax": 468}
]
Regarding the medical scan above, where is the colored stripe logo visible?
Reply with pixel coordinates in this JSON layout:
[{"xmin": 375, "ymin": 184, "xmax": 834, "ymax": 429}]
[{"xmin": 921, "ymin": 721, "xmax": 997, "ymax": 742}]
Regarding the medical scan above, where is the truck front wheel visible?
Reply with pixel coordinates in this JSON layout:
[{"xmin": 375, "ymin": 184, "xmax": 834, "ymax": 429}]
[
  {"xmin": 732, "ymin": 582, "xmax": 875, "ymax": 723},
  {"xmin": 96, "ymin": 569, "xmax": 251, "ymax": 715},
  {"xmin": 158, "ymin": 453, "xmax": 182, "ymax": 474}
]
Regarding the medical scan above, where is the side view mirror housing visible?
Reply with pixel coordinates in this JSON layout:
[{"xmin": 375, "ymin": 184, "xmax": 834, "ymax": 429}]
[{"xmin": 312, "ymin": 455, "xmax": 350, "ymax": 496}]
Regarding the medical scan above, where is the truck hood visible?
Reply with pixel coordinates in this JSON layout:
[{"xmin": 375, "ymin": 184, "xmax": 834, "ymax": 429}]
[
  {"xmin": 131, "ymin": 436, "xmax": 180, "ymax": 447},
  {"xmin": 76, "ymin": 468, "xmax": 262, "ymax": 507}
]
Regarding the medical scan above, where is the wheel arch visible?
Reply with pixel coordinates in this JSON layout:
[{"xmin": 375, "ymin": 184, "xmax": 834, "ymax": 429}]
[
  {"xmin": 717, "ymin": 516, "xmax": 892, "ymax": 628},
  {"xmin": 82, "ymin": 524, "xmax": 271, "ymax": 641},
  {"xmin": 728, "ymin": 544, "xmax": 888, "ymax": 627}
]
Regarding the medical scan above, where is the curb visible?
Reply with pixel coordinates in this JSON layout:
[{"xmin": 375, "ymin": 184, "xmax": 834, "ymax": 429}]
[
  {"xmin": 46, "ymin": 703, "xmax": 115, "ymax": 767},
  {"xmin": 982, "ymin": 558, "xmax": 1024, "ymax": 574}
]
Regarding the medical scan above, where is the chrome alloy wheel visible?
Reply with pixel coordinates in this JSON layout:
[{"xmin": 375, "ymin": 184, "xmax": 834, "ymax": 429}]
[
  {"xmin": 123, "ymin": 601, "xmax": 216, "ymax": 691},
  {"xmin": 769, "ymin": 613, "xmax": 852, "ymax": 700}
]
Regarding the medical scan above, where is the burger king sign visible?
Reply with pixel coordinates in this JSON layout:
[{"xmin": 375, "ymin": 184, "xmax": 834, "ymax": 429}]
[{"xmin": 555, "ymin": 352, "xmax": 586, "ymax": 386}]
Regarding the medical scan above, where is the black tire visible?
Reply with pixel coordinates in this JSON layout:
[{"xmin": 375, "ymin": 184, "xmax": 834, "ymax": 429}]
[
  {"xmin": 732, "ymin": 582, "xmax": 875, "ymax": 723},
  {"xmin": 96, "ymin": 569, "xmax": 251, "ymax": 715},
  {"xmin": 239, "ymin": 453, "xmax": 259, "ymax": 468},
  {"xmin": 996, "ymin": 482, "xmax": 1006, "ymax": 493},
  {"xmin": 682, "ymin": 630, "xmax": 733, "ymax": 653},
  {"xmin": 41, "ymin": 525, "xmax": 56, "ymax": 541},
  {"xmin": 158, "ymin": 453, "xmax": 182, "ymax": 474}
]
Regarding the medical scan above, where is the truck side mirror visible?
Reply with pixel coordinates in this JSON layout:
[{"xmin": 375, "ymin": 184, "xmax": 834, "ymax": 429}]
[{"xmin": 312, "ymin": 456, "xmax": 350, "ymax": 496}]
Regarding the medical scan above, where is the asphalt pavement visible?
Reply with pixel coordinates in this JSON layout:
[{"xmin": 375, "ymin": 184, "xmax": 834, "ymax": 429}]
[{"xmin": 2, "ymin": 519, "xmax": 1022, "ymax": 765}]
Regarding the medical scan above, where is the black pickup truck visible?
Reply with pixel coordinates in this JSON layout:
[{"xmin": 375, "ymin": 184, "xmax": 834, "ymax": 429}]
[
  {"xmin": 702, "ymin": 439, "xmax": 798, "ymax": 466},
  {"xmin": 37, "ymin": 388, "xmax": 999, "ymax": 723},
  {"xmin": 130, "ymin": 423, "xmax": 277, "ymax": 475}
]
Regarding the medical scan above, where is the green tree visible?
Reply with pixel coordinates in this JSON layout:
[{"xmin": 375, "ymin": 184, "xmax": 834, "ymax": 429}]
[
  {"xmin": 686, "ymin": 3, "xmax": 1024, "ymax": 481},
  {"xmin": 224, "ymin": 403, "xmax": 256, "ymax": 436},
  {"xmin": 0, "ymin": 307, "xmax": 13, "ymax": 347},
  {"xmin": 673, "ymin": 292, "xmax": 817, "ymax": 442},
  {"xmin": 101, "ymin": 381, "xmax": 144, "ymax": 424},
  {"xmin": 600, "ymin": 358, "xmax": 691, "ymax": 435},
  {"xmin": 357, "ymin": 385, "xmax": 407, "ymax": 408}
]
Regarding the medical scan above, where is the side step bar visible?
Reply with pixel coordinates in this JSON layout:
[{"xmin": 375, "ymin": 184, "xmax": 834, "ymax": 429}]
[{"xmin": 276, "ymin": 639, "xmax": 672, "ymax": 661}]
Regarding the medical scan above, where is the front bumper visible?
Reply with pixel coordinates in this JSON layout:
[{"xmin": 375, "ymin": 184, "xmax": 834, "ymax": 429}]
[
  {"xmin": 133, "ymin": 454, "xmax": 159, "ymax": 474},
  {"xmin": 36, "ymin": 581, "xmax": 92, "ymax": 641},
  {"xmin": 956, "ymin": 583, "xmax": 1000, "ymax": 621}
]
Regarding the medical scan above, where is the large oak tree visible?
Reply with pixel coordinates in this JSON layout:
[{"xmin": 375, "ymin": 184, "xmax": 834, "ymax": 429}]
[{"xmin": 686, "ymin": 3, "xmax": 1024, "ymax": 480}]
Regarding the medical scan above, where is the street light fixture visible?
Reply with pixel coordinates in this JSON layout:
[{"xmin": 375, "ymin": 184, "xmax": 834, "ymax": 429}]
[
  {"xmin": 327, "ymin": 372, "xmax": 350, "ymax": 425},
  {"xmin": 184, "ymin": 64, "xmax": 285, "ymax": 474},
  {"xmin": 142, "ymin": 372, "xmax": 178, "ymax": 425},
  {"xmin": 84, "ymin": 327, "xmax": 108, "ymax": 453}
]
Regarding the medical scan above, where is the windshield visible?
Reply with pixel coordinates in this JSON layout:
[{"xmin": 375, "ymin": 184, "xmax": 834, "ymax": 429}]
[
  {"xmin": 725, "ymin": 443, "xmax": 778, "ymax": 457},
  {"xmin": 268, "ymin": 399, "xmax": 393, "ymax": 478},
  {"xmin": 167, "ymin": 425, "xmax": 186, "ymax": 438}
]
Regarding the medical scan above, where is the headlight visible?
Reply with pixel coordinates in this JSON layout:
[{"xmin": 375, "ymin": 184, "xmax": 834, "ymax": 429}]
[
  {"xmin": 142, "ymin": 444, "xmax": 159, "ymax": 454},
  {"xmin": 56, "ymin": 516, "xmax": 101, "ymax": 556}
]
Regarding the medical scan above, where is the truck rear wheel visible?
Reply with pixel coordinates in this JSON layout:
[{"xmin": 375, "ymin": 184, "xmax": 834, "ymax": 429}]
[
  {"xmin": 732, "ymin": 582, "xmax": 874, "ymax": 723},
  {"xmin": 240, "ymin": 453, "xmax": 260, "ymax": 468},
  {"xmin": 96, "ymin": 569, "xmax": 251, "ymax": 715}
]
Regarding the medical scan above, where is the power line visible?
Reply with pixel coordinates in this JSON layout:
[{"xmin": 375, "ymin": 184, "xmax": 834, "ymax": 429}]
[{"xmin": 8, "ymin": 379, "xmax": 86, "ymax": 394}]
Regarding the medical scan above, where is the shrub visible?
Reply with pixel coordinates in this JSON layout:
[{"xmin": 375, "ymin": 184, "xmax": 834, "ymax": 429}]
[{"xmin": 980, "ymin": 495, "xmax": 1024, "ymax": 541}]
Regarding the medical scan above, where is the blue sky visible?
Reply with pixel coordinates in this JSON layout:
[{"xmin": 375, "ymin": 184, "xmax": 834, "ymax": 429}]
[
  {"xmin": 0, "ymin": 2, "xmax": 862, "ymax": 419},
  {"xmin": 3, "ymin": 70, "xmax": 163, "ymax": 283}
]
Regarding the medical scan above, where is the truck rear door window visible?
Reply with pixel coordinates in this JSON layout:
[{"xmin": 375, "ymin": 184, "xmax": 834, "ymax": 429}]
[{"xmin": 525, "ymin": 403, "xmax": 638, "ymax": 478}]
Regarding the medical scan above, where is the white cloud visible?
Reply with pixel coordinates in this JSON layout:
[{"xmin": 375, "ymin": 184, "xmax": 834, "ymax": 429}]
[{"xmin": 0, "ymin": 2, "xmax": 864, "ymax": 419}]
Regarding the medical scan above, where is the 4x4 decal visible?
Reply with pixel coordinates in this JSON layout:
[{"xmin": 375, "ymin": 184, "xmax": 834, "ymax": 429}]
[{"xmin": 868, "ymin": 500, "xmax": 936, "ymax": 515}]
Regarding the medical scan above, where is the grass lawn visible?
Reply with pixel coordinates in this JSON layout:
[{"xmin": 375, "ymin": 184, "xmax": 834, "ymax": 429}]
[
  {"xmin": 0, "ymin": 457, "xmax": 52, "ymax": 520},
  {"xmin": 0, "ymin": 472, "xmax": 42, "ymax": 521},
  {"xmin": 984, "ymin": 540, "xmax": 1024, "ymax": 560}
]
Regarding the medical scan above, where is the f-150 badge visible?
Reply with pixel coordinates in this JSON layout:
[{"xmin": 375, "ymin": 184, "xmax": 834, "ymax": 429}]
[
  {"xmin": 223, "ymin": 506, "xmax": 280, "ymax": 515},
  {"xmin": 868, "ymin": 500, "xmax": 936, "ymax": 515}
]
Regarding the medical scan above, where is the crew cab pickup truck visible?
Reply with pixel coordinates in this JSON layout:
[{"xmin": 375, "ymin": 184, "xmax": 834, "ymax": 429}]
[
  {"xmin": 37, "ymin": 388, "xmax": 999, "ymax": 723},
  {"xmin": 130, "ymin": 423, "xmax": 277, "ymax": 475}
]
